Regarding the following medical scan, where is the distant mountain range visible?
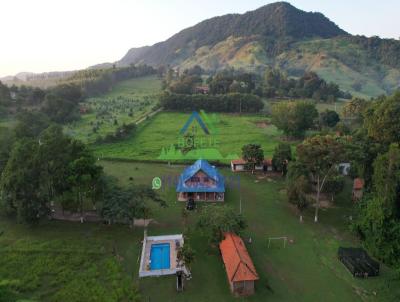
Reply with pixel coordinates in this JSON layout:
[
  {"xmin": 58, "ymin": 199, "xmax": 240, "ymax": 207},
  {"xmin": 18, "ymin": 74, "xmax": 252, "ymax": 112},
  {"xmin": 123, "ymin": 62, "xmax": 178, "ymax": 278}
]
[
  {"xmin": 116, "ymin": 2, "xmax": 400, "ymax": 98},
  {"xmin": 3, "ymin": 2, "xmax": 400, "ymax": 97},
  {"xmin": 1, "ymin": 71, "xmax": 76, "ymax": 88}
]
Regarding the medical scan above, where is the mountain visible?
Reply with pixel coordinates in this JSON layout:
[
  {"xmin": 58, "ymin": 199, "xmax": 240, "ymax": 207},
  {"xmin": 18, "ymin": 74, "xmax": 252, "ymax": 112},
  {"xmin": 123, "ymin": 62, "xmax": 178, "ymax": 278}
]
[
  {"xmin": 1, "ymin": 70, "xmax": 77, "ymax": 88},
  {"xmin": 119, "ymin": 2, "xmax": 346, "ymax": 67},
  {"xmin": 118, "ymin": 2, "xmax": 400, "ymax": 97}
]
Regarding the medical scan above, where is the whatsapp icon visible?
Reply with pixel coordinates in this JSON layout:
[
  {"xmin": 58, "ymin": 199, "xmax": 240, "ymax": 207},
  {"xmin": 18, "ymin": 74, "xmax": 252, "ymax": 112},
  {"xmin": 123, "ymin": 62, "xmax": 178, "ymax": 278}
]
[{"xmin": 152, "ymin": 177, "xmax": 162, "ymax": 190}]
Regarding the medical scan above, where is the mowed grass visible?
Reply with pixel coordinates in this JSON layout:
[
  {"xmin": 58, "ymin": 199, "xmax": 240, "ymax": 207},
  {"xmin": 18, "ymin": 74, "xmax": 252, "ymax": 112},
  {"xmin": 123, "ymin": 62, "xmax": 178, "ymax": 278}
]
[
  {"xmin": 102, "ymin": 161, "xmax": 400, "ymax": 301},
  {"xmin": 64, "ymin": 75, "xmax": 162, "ymax": 143},
  {"xmin": 92, "ymin": 112, "xmax": 285, "ymax": 162},
  {"xmin": 1, "ymin": 160, "xmax": 399, "ymax": 301}
]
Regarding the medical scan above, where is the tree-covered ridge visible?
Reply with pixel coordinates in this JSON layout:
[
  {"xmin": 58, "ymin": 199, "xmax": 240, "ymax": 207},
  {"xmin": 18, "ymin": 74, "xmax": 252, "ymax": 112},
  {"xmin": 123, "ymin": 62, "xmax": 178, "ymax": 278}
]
[
  {"xmin": 64, "ymin": 64, "xmax": 156, "ymax": 97},
  {"xmin": 340, "ymin": 35, "xmax": 400, "ymax": 69},
  {"xmin": 119, "ymin": 2, "xmax": 346, "ymax": 67},
  {"xmin": 116, "ymin": 2, "xmax": 400, "ymax": 97}
]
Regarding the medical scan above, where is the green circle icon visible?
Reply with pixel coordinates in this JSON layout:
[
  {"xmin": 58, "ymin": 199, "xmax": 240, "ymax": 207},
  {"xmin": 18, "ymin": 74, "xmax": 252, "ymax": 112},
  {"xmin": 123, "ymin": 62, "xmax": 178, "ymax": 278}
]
[{"xmin": 152, "ymin": 177, "xmax": 162, "ymax": 190}]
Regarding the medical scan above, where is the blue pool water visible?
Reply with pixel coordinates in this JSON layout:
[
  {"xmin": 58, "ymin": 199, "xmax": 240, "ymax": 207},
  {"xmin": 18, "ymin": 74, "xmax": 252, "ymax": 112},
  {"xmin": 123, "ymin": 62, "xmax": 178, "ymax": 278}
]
[{"xmin": 150, "ymin": 243, "xmax": 171, "ymax": 270}]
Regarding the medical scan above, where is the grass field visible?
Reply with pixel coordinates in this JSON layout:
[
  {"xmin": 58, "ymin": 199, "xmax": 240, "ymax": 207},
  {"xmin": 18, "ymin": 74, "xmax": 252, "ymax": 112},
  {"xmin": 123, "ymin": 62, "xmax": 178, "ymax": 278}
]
[
  {"xmin": 92, "ymin": 112, "xmax": 287, "ymax": 162},
  {"xmin": 0, "ymin": 118, "xmax": 17, "ymax": 129},
  {"xmin": 64, "ymin": 75, "xmax": 162, "ymax": 143},
  {"xmin": 2, "ymin": 161, "xmax": 399, "ymax": 301}
]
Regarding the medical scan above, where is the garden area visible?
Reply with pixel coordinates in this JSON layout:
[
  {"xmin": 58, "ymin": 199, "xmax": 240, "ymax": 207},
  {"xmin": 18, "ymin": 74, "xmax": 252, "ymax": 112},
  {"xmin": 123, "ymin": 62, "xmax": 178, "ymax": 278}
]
[{"xmin": 64, "ymin": 75, "xmax": 162, "ymax": 143}]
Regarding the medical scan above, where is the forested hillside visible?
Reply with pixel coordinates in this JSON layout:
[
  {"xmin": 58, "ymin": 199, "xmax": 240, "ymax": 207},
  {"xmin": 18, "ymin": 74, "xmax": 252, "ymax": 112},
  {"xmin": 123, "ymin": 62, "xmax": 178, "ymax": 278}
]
[{"xmin": 118, "ymin": 2, "xmax": 400, "ymax": 97}]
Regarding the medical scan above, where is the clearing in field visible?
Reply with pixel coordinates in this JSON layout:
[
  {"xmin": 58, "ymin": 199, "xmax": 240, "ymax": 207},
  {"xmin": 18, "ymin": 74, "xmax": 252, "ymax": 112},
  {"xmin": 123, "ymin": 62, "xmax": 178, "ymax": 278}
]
[
  {"xmin": 64, "ymin": 75, "xmax": 162, "ymax": 143},
  {"xmin": 92, "ymin": 112, "xmax": 284, "ymax": 163}
]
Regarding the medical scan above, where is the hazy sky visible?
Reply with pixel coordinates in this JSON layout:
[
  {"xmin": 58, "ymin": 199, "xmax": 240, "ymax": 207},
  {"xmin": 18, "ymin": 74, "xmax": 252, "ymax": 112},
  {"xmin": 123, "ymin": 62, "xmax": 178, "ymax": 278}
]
[{"xmin": 0, "ymin": 0, "xmax": 399, "ymax": 77}]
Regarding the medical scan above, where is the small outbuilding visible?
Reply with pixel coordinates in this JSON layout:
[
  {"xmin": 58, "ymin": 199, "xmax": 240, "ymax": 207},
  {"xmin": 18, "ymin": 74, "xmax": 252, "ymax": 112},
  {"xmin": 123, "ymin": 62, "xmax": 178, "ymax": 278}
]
[
  {"xmin": 338, "ymin": 247, "xmax": 379, "ymax": 278},
  {"xmin": 194, "ymin": 86, "xmax": 209, "ymax": 94},
  {"xmin": 231, "ymin": 158, "xmax": 273, "ymax": 173},
  {"xmin": 219, "ymin": 233, "xmax": 259, "ymax": 296}
]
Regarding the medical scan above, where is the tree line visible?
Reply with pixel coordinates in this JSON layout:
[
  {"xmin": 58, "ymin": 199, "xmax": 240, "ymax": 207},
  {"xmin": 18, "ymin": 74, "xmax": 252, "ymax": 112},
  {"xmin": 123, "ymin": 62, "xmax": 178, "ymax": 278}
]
[
  {"xmin": 0, "ymin": 112, "xmax": 163, "ymax": 225},
  {"xmin": 160, "ymin": 92, "xmax": 264, "ymax": 113},
  {"xmin": 0, "ymin": 65, "xmax": 156, "ymax": 124},
  {"xmin": 163, "ymin": 66, "xmax": 351, "ymax": 102}
]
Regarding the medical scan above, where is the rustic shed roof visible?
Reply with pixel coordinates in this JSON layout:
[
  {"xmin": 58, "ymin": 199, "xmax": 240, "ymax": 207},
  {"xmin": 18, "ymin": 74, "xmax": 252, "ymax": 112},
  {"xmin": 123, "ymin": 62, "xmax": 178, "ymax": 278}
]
[
  {"xmin": 231, "ymin": 158, "xmax": 272, "ymax": 165},
  {"xmin": 219, "ymin": 233, "xmax": 259, "ymax": 282}
]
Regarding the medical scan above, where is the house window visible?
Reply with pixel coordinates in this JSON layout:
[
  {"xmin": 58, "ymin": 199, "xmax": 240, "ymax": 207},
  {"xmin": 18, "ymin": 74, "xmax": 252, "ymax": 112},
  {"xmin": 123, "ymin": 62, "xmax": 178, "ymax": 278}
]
[
  {"xmin": 204, "ymin": 177, "xmax": 209, "ymax": 183},
  {"xmin": 190, "ymin": 177, "xmax": 200, "ymax": 182}
]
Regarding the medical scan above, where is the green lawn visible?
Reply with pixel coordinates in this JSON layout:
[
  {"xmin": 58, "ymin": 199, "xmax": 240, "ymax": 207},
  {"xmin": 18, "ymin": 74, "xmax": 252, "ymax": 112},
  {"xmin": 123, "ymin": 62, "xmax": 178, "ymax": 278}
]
[
  {"xmin": 100, "ymin": 161, "xmax": 400, "ymax": 302},
  {"xmin": 64, "ymin": 75, "xmax": 162, "ymax": 143},
  {"xmin": 92, "ymin": 112, "xmax": 286, "ymax": 163},
  {"xmin": 0, "ymin": 118, "xmax": 17, "ymax": 129},
  {"xmin": 1, "ymin": 160, "xmax": 399, "ymax": 301}
]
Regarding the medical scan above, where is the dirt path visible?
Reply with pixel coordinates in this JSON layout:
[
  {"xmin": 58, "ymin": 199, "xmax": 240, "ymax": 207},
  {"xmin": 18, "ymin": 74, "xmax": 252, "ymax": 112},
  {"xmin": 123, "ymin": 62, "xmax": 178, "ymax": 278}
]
[{"xmin": 135, "ymin": 108, "xmax": 162, "ymax": 125}]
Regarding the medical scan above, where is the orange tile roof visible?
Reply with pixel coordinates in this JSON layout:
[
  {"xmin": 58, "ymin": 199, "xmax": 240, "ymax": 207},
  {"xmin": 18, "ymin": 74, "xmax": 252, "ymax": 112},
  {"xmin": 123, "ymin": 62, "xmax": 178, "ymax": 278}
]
[
  {"xmin": 231, "ymin": 159, "xmax": 247, "ymax": 165},
  {"xmin": 219, "ymin": 233, "xmax": 259, "ymax": 282},
  {"xmin": 231, "ymin": 158, "xmax": 272, "ymax": 165},
  {"xmin": 353, "ymin": 178, "xmax": 364, "ymax": 190}
]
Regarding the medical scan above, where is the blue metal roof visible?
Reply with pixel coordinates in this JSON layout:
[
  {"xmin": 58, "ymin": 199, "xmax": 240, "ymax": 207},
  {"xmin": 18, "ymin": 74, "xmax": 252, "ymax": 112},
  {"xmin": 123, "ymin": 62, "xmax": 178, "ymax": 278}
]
[{"xmin": 176, "ymin": 159, "xmax": 225, "ymax": 193}]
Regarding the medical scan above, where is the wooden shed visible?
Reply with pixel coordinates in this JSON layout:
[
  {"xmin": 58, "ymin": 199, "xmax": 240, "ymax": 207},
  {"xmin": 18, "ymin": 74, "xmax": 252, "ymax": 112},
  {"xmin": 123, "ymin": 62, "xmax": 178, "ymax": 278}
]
[{"xmin": 219, "ymin": 233, "xmax": 259, "ymax": 296}]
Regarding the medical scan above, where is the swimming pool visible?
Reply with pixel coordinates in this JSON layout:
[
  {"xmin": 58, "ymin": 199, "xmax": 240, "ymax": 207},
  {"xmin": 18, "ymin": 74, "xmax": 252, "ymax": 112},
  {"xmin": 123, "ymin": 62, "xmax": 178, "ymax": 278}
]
[{"xmin": 150, "ymin": 243, "xmax": 171, "ymax": 270}]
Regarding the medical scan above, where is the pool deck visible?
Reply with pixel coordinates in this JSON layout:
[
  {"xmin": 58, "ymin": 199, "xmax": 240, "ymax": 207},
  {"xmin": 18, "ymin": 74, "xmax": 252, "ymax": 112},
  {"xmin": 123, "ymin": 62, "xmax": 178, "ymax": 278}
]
[{"xmin": 139, "ymin": 234, "xmax": 184, "ymax": 277}]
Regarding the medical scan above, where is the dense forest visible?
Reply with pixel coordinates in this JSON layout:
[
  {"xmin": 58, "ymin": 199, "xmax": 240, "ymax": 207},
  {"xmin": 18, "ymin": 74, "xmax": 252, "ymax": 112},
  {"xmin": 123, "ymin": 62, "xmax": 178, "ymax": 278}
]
[
  {"xmin": 164, "ymin": 66, "xmax": 351, "ymax": 103},
  {"xmin": 282, "ymin": 92, "xmax": 400, "ymax": 267}
]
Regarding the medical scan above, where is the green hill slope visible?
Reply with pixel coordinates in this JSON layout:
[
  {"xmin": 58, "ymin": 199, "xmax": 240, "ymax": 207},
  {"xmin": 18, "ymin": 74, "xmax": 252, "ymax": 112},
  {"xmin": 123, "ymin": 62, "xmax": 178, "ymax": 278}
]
[{"xmin": 118, "ymin": 2, "xmax": 400, "ymax": 97}]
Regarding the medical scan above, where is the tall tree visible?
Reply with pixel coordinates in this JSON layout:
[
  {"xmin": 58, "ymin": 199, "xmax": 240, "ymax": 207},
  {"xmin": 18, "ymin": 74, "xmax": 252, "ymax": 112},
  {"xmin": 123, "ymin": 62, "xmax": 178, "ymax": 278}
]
[
  {"xmin": 272, "ymin": 142, "xmax": 292, "ymax": 175},
  {"xmin": 296, "ymin": 135, "xmax": 346, "ymax": 222},
  {"xmin": 320, "ymin": 109, "xmax": 340, "ymax": 128},
  {"xmin": 287, "ymin": 175, "xmax": 310, "ymax": 222},
  {"xmin": 242, "ymin": 144, "xmax": 264, "ymax": 173},
  {"xmin": 0, "ymin": 127, "xmax": 14, "ymax": 175},
  {"xmin": 354, "ymin": 144, "xmax": 400, "ymax": 265},
  {"xmin": 14, "ymin": 111, "xmax": 50, "ymax": 139},
  {"xmin": 272, "ymin": 101, "xmax": 318, "ymax": 137},
  {"xmin": 364, "ymin": 92, "xmax": 400, "ymax": 144},
  {"xmin": 100, "ymin": 178, "xmax": 165, "ymax": 227},
  {"xmin": 197, "ymin": 205, "xmax": 247, "ymax": 245},
  {"xmin": 67, "ymin": 151, "xmax": 103, "ymax": 222},
  {"xmin": 1, "ymin": 139, "xmax": 48, "ymax": 223}
]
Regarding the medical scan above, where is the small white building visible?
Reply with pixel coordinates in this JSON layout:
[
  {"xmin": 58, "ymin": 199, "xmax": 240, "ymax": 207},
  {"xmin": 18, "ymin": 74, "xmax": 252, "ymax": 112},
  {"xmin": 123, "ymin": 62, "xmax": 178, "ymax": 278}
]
[{"xmin": 231, "ymin": 159, "xmax": 273, "ymax": 172}]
